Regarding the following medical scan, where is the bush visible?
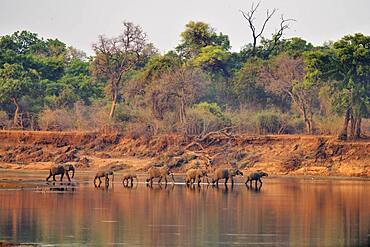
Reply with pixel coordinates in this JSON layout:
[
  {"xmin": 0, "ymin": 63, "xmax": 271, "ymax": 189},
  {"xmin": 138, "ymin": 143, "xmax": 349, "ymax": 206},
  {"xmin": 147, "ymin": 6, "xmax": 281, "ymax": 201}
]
[
  {"xmin": 185, "ymin": 102, "xmax": 230, "ymax": 135},
  {"xmin": 314, "ymin": 116, "xmax": 343, "ymax": 135},
  {"xmin": 256, "ymin": 111, "xmax": 282, "ymax": 134},
  {"xmin": 39, "ymin": 101, "xmax": 119, "ymax": 131},
  {"xmin": 227, "ymin": 108, "xmax": 258, "ymax": 134},
  {"xmin": 0, "ymin": 111, "xmax": 11, "ymax": 129},
  {"xmin": 39, "ymin": 108, "xmax": 75, "ymax": 131}
]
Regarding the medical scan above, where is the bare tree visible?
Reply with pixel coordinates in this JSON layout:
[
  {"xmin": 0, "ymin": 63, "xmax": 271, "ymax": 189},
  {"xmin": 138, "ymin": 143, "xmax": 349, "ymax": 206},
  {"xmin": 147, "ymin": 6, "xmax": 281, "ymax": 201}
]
[
  {"xmin": 264, "ymin": 15, "xmax": 296, "ymax": 56},
  {"xmin": 147, "ymin": 66, "xmax": 209, "ymax": 124},
  {"xmin": 91, "ymin": 22, "xmax": 155, "ymax": 119},
  {"xmin": 240, "ymin": 2, "xmax": 295, "ymax": 56},
  {"xmin": 260, "ymin": 54, "xmax": 316, "ymax": 134}
]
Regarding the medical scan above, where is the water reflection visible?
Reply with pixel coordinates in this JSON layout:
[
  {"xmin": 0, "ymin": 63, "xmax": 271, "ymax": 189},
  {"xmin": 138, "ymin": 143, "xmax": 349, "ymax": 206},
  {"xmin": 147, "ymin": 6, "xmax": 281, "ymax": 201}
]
[
  {"xmin": 245, "ymin": 183, "xmax": 263, "ymax": 192},
  {"xmin": 0, "ymin": 178, "xmax": 369, "ymax": 246}
]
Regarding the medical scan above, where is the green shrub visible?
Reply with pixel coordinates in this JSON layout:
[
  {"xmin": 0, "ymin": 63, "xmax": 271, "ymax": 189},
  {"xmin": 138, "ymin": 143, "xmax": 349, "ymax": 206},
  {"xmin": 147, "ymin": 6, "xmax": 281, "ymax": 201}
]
[{"xmin": 256, "ymin": 111, "xmax": 282, "ymax": 134}]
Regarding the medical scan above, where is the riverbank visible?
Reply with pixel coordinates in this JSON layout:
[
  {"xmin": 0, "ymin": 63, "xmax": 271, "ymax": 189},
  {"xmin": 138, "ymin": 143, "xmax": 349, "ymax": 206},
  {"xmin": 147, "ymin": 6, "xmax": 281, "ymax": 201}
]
[{"xmin": 0, "ymin": 130, "xmax": 368, "ymax": 177}]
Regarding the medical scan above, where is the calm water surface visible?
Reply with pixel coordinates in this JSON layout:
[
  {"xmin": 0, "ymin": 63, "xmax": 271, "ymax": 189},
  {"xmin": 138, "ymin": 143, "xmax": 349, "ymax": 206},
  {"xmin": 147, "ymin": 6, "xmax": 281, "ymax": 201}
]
[{"xmin": 0, "ymin": 171, "xmax": 369, "ymax": 246}]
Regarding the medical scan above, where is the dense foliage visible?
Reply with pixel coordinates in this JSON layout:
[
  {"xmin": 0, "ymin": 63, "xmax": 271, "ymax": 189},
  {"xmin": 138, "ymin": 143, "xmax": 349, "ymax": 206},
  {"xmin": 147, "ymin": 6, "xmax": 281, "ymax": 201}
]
[{"xmin": 0, "ymin": 23, "xmax": 369, "ymax": 139}]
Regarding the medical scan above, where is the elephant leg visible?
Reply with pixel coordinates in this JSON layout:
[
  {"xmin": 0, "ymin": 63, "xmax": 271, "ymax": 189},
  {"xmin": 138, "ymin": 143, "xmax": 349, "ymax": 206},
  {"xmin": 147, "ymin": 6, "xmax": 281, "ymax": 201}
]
[
  {"xmin": 46, "ymin": 171, "xmax": 52, "ymax": 181},
  {"xmin": 65, "ymin": 171, "xmax": 71, "ymax": 182},
  {"xmin": 224, "ymin": 177, "xmax": 229, "ymax": 186},
  {"xmin": 255, "ymin": 180, "xmax": 258, "ymax": 188},
  {"xmin": 259, "ymin": 178, "xmax": 263, "ymax": 185}
]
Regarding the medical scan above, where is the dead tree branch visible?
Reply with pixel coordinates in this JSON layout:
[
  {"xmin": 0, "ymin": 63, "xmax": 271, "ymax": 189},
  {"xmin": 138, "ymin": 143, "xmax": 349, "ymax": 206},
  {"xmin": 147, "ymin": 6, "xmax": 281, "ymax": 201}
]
[
  {"xmin": 240, "ymin": 2, "xmax": 295, "ymax": 57},
  {"xmin": 240, "ymin": 1, "xmax": 276, "ymax": 56}
]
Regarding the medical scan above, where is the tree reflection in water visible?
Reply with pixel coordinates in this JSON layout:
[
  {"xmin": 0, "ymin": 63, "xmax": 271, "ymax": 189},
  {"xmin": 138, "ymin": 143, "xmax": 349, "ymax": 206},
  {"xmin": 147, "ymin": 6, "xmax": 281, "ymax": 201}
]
[{"xmin": 0, "ymin": 178, "xmax": 368, "ymax": 247}]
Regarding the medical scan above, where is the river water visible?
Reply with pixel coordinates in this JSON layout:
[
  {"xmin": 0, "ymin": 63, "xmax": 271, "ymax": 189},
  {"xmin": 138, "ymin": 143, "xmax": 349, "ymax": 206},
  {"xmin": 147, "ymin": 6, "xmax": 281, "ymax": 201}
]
[{"xmin": 0, "ymin": 171, "xmax": 369, "ymax": 246}]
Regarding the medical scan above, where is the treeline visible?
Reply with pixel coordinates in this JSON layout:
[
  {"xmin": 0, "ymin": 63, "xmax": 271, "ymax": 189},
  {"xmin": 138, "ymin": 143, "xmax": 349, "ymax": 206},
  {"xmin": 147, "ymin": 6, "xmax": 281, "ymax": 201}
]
[{"xmin": 0, "ymin": 10, "xmax": 369, "ymax": 140}]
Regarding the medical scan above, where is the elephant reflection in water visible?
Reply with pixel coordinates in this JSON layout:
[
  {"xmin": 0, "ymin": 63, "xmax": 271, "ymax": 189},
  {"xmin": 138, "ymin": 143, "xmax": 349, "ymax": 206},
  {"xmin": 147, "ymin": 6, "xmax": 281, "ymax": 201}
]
[
  {"xmin": 122, "ymin": 172, "xmax": 138, "ymax": 187},
  {"xmin": 94, "ymin": 170, "xmax": 114, "ymax": 187},
  {"xmin": 146, "ymin": 182, "xmax": 175, "ymax": 192},
  {"xmin": 46, "ymin": 164, "xmax": 75, "ymax": 182}
]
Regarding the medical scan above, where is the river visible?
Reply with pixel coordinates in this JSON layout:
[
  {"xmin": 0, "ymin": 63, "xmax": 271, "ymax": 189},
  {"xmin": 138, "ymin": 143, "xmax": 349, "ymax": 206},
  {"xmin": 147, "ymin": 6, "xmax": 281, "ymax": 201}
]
[{"xmin": 0, "ymin": 171, "xmax": 369, "ymax": 246}]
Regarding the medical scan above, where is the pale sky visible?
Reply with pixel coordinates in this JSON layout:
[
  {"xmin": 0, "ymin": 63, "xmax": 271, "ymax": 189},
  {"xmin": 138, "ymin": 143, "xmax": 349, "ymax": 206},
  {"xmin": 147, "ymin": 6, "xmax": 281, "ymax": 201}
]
[{"xmin": 0, "ymin": 0, "xmax": 369, "ymax": 55}]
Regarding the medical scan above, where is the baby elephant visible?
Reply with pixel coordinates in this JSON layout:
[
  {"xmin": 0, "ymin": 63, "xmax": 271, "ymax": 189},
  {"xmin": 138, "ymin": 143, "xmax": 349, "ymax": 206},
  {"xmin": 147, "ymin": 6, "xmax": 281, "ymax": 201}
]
[
  {"xmin": 245, "ymin": 171, "xmax": 268, "ymax": 187},
  {"xmin": 122, "ymin": 172, "xmax": 138, "ymax": 186},
  {"xmin": 146, "ymin": 166, "xmax": 175, "ymax": 186},
  {"xmin": 94, "ymin": 170, "xmax": 114, "ymax": 187},
  {"xmin": 211, "ymin": 168, "xmax": 243, "ymax": 186},
  {"xmin": 185, "ymin": 168, "xmax": 208, "ymax": 186},
  {"xmin": 46, "ymin": 164, "xmax": 75, "ymax": 182}
]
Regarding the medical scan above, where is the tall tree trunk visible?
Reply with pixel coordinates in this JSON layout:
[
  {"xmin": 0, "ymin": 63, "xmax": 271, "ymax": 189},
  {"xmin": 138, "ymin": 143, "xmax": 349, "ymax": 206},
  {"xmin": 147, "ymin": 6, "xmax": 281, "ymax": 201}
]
[
  {"xmin": 354, "ymin": 117, "xmax": 362, "ymax": 139},
  {"xmin": 109, "ymin": 92, "xmax": 118, "ymax": 119},
  {"xmin": 12, "ymin": 97, "xmax": 20, "ymax": 127},
  {"xmin": 338, "ymin": 107, "xmax": 351, "ymax": 140},
  {"xmin": 179, "ymin": 97, "xmax": 186, "ymax": 124},
  {"xmin": 349, "ymin": 114, "xmax": 355, "ymax": 138},
  {"xmin": 308, "ymin": 111, "xmax": 314, "ymax": 134},
  {"xmin": 300, "ymin": 104, "xmax": 313, "ymax": 134}
]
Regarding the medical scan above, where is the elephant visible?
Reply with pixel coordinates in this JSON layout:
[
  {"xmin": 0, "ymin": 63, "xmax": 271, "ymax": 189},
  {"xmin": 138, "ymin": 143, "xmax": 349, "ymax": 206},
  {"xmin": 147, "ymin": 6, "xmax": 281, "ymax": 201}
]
[
  {"xmin": 94, "ymin": 170, "xmax": 114, "ymax": 187},
  {"xmin": 211, "ymin": 168, "xmax": 244, "ymax": 186},
  {"xmin": 185, "ymin": 168, "xmax": 208, "ymax": 186},
  {"xmin": 146, "ymin": 166, "xmax": 175, "ymax": 186},
  {"xmin": 122, "ymin": 172, "xmax": 138, "ymax": 186},
  {"xmin": 245, "ymin": 171, "xmax": 268, "ymax": 187},
  {"xmin": 46, "ymin": 164, "xmax": 75, "ymax": 182}
]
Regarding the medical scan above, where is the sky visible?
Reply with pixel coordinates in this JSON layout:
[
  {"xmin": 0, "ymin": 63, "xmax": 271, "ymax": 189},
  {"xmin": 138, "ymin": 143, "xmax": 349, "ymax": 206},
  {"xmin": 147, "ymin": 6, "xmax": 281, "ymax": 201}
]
[{"xmin": 0, "ymin": 0, "xmax": 369, "ymax": 55}]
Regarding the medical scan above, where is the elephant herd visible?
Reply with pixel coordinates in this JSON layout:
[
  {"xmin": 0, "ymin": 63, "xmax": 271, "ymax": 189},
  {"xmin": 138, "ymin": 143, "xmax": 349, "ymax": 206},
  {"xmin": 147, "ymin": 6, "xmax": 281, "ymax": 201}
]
[{"xmin": 46, "ymin": 164, "xmax": 268, "ymax": 188}]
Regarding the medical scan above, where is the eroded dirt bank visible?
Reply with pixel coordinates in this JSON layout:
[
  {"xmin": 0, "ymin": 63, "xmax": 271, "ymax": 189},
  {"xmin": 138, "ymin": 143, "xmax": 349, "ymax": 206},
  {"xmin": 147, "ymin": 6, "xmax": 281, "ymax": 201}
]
[{"xmin": 0, "ymin": 130, "xmax": 368, "ymax": 177}]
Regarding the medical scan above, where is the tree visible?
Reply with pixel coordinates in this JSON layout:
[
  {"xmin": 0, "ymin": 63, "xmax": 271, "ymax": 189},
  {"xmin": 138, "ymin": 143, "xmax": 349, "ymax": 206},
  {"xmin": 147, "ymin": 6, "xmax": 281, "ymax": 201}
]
[
  {"xmin": 44, "ymin": 59, "xmax": 102, "ymax": 108},
  {"xmin": 124, "ymin": 51, "xmax": 182, "ymax": 119},
  {"xmin": 176, "ymin": 21, "xmax": 230, "ymax": 59},
  {"xmin": 305, "ymin": 34, "xmax": 370, "ymax": 139},
  {"xmin": 260, "ymin": 54, "xmax": 317, "ymax": 134},
  {"xmin": 91, "ymin": 22, "xmax": 156, "ymax": 119},
  {"xmin": 127, "ymin": 51, "xmax": 182, "ymax": 99},
  {"xmin": 191, "ymin": 45, "xmax": 230, "ymax": 76},
  {"xmin": 240, "ymin": 2, "xmax": 295, "ymax": 57},
  {"xmin": 232, "ymin": 58, "xmax": 268, "ymax": 108},
  {"xmin": 147, "ymin": 66, "xmax": 209, "ymax": 124},
  {"xmin": 0, "ymin": 63, "xmax": 38, "ymax": 126}
]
